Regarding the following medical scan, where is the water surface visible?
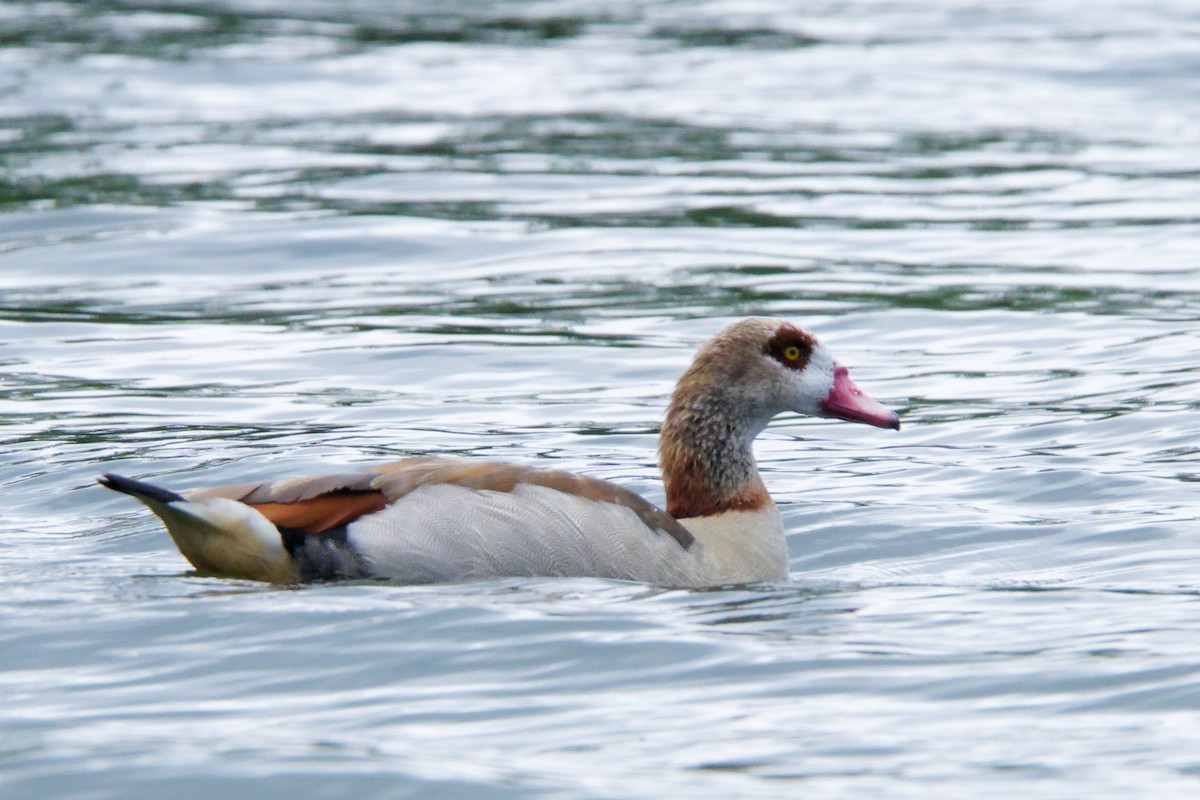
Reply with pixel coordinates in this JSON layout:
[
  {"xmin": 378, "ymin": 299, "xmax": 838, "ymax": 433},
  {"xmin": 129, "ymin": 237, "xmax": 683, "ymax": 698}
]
[{"xmin": 3, "ymin": 2, "xmax": 1200, "ymax": 798}]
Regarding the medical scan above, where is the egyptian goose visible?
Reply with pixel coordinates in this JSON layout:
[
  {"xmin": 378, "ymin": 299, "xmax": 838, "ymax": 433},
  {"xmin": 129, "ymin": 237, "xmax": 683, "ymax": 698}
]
[{"xmin": 99, "ymin": 317, "xmax": 899, "ymax": 587}]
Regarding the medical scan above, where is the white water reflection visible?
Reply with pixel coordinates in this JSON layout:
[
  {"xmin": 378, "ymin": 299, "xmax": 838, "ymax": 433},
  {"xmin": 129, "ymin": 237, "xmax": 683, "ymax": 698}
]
[{"xmin": 3, "ymin": 2, "xmax": 1200, "ymax": 799}]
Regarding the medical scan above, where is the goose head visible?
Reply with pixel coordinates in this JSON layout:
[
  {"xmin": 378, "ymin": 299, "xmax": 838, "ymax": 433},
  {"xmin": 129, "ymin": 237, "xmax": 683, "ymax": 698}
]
[{"xmin": 660, "ymin": 317, "xmax": 899, "ymax": 519}]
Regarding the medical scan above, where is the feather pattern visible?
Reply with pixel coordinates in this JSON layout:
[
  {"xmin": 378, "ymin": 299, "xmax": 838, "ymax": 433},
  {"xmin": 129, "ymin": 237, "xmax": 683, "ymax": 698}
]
[{"xmin": 346, "ymin": 482, "xmax": 717, "ymax": 585}]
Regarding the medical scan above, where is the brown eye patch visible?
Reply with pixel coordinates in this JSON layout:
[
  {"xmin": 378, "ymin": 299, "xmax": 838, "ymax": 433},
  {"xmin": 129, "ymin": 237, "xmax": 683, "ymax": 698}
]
[{"xmin": 765, "ymin": 325, "xmax": 815, "ymax": 371}]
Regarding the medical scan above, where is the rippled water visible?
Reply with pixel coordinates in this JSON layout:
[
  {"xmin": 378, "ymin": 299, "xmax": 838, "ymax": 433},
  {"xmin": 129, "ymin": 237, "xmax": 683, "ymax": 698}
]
[{"xmin": 3, "ymin": 1, "xmax": 1200, "ymax": 797}]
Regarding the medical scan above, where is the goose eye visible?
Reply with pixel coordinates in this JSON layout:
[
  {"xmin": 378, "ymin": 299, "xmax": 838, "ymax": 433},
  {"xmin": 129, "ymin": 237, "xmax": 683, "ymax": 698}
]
[{"xmin": 765, "ymin": 326, "xmax": 815, "ymax": 370}]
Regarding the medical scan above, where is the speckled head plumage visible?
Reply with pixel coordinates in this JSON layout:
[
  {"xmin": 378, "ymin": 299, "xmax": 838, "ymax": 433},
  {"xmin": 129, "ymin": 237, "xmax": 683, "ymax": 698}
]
[{"xmin": 659, "ymin": 317, "xmax": 898, "ymax": 519}]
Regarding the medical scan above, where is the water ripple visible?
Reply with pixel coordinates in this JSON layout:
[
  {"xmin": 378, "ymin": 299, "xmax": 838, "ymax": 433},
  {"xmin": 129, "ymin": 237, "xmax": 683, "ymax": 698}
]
[{"xmin": 4, "ymin": 1, "xmax": 1200, "ymax": 798}]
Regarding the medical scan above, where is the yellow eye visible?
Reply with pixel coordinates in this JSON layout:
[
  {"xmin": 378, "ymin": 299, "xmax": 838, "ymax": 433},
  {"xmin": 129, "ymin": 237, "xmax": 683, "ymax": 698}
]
[{"xmin": 784, "ymin": 346, "xmax": 801, "ymax": 360}]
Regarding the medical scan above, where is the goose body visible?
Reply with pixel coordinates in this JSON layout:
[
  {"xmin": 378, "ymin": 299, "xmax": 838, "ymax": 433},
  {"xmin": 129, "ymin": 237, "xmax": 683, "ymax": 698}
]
[{"xmin": 100, "ymin": 317, "xmax": 899, "ymax": 587}]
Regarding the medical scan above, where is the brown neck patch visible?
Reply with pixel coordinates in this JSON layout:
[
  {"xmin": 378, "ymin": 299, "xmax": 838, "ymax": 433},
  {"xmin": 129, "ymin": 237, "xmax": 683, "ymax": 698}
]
[
  {"xmin": 662, "ymin": 454, "xmax": 770, "ymax": 519},
  {"xmin": 659, "ymin": 402, "xmax": 770, "ymax": 519}
]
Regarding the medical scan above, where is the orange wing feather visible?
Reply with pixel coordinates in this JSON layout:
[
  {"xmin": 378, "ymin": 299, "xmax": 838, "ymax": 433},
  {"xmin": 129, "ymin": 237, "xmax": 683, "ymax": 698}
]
[{"xmin": 248, "ymin": 490, "xmax": 387, "ymax": 534}]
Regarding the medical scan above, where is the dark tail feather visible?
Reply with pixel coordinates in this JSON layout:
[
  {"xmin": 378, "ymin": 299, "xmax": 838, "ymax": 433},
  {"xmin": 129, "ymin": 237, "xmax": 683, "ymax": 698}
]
[{"xmin": 98, "ymin": 473, "xmax": 186, "ymax": 504}]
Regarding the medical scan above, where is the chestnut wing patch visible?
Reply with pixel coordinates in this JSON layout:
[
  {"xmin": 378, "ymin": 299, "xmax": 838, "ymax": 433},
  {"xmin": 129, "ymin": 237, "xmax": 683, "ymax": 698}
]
[
  {"xmin": 187, "ymin": 472, "xmax": 388, "ymax": 535},
  {"xmin": 248, "ymin": 490, "xmax": 388, "ymax": 534}
]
